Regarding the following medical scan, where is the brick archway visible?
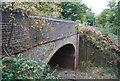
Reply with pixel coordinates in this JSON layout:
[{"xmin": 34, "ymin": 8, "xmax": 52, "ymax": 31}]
[{"xmin": 48, "ymin": 44, "xmax": 75, "ymax": 69}]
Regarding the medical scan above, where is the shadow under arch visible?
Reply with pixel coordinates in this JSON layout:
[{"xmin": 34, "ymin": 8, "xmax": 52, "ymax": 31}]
[{"xmin": 48, "ymin": 44, "xmax": 75, "ymax": 69}]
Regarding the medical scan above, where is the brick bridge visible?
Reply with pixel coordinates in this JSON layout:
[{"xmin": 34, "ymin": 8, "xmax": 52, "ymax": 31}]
[{"xmin": 2, "ymin": 9, "xmax": 79, "ymax": 69}]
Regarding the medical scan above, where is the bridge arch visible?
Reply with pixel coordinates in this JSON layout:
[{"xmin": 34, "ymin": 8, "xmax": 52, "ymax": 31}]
[{"xmin": 48, "ymin": 43, "xmax": 75, "ymax": 69}]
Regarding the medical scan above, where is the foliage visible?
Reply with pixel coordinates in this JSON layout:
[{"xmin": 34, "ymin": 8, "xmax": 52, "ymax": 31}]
[
  {"xmin": 60, "ymin": 2, "xmax": 88, "ymax": 22},
  {"xmin": 1, "ymin": 54, "xmax": 59, "ymax": 79},
  {"xmin": 113, "ymin": 1, "xmax": 120, "ymax": 26},
  {"xmin": 96, "ymin": 0, "xmax": 117, "ymax": 26},
  {"xmin": 102, "ymin": 66, "xmax": 118, "ymax": 74},
  {"xmin": 2, "ymin": 2, "xmax": 63, "ymax": 18},
  {"xmin": 113, "ymin": 1, "xmax": 120, "ymax": 36},
  {"xmin": 95, "ymin": 0, "xmax": 120, "ymax": 36},
  {"xmin": 2, "ymin": 2, "xmax": 91, "ymax": 23},
  {"xmin": 78, "ymin": 26, "xmax": 120, "ymax": 76},
  {"xmin": 79, "ymin": 26, "xmax": 119, "ymax": 61},
  {"xmin": 107, "ymin": 0, "xmax": 116, "ymax": 8},
  {"xmin": 85, "ymin": 8, "xmax": 95, "ymax": 26}
]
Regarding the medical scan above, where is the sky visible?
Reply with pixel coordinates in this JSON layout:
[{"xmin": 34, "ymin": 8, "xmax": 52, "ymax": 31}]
[{"xmin": 82, "ymin": 0, "xmax": 110, "ymax": 15}]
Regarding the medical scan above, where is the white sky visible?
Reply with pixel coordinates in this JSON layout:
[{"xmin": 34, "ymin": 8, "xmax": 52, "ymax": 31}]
[{"xmin": 82, "ymin": 0, "xmax": 110, "ymax": 15}]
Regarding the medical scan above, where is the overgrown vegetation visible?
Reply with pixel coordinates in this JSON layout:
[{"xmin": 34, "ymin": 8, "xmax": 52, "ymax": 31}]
[
  {"xmin": 78, "ymin": 25, "xmax": 120, "ymax": 75},
  {"xmin": 79, "ymin": 26, "xmax": 119, "ymax": 58},
  {"xmin": 1, "ymin": 54, "xmax": 59, "ymax": 79}
]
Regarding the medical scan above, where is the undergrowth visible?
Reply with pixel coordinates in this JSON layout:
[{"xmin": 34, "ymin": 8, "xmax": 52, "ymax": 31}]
[
  {"xmin": 1, "ymin": 54, "xmax": 59, "ymax": 80},
  {"xmin": 77, "ymin": 25, "xmax": 119, "ymax": 75}
]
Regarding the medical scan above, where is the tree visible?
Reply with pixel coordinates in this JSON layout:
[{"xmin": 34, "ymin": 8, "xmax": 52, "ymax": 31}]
[
  {"xmin": 95, "ymin": 0, "xmax": 117, "ymax": 27},
  {"xmin": 112, "ymin": 1, "xmax": 120, "ymax": 35},
  {"xmin": 16, "ymin": 2, "xmax": 63, "ymax": 18},
  {"xmin": 95, "ymin": 0, "xmax": 119, "ymax": 35},
  {"xmin": 113, "ymin": 1, "xmax": 120, "ymax": 26},
  {"xmin": 2, "ymin": 2, "xmax": 63, "ymax": 18},
  {"xmin": 107, "ymin": 0, "xmax": 116, "ymax": 8},
  {"xmin": 60, "ymin": 2, "xmax": 88, "ymax": 22},
  {"xmin": 85, "ymin": 8, "xmax": 95, "ymax": 26},
  {"xmin": 96, "ymin": 9, "xmax": 110, "ymax": 27}
]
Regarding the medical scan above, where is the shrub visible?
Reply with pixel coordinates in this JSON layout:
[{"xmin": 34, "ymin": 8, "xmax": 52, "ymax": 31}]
[{"xmin": 1, "ymin": 54, "xmax": 59, "ymax": 80}]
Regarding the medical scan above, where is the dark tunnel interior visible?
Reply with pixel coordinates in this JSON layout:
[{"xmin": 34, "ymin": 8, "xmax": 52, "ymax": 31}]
[{"xmin": 48, "ymin": 44, "xmax": 75, "ymax": 69}]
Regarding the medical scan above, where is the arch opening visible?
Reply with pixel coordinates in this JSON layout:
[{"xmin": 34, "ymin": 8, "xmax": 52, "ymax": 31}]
[{"xmin": 48, "ymin": 44, "xmax": 75, "ymax": 69}]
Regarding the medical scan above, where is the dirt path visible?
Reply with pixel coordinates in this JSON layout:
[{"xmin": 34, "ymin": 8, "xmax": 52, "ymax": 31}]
[{"xmin": 55, "ymin": 67, "xmax": 117, "ymax": 79}]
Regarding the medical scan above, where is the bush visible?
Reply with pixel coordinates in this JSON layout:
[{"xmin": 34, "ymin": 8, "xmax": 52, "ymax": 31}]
[{"xmin": 1, "ymin": 54, "xmax": 59, "ymax": 80}]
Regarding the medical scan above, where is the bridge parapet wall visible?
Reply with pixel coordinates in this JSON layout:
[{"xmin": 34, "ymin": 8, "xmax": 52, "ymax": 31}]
[{"xmin": 2, "ymin": 11, "xmax": 77, "ymax": 56}]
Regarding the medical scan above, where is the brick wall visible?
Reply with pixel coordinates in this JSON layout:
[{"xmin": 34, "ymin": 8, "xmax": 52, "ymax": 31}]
[{"xmin": 2, "ymin": 11, "xmax": 77, "ymax": 56}]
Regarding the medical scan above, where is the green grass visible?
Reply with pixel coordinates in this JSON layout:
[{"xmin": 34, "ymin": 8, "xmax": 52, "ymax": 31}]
[{"xmin": 94, "ymin": 27, "xmax": 118, "ymax": 39}]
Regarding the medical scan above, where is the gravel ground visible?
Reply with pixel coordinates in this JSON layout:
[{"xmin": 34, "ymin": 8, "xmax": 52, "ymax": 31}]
[{"xmin": 55, "ymin": 67, "xmax": 117, "ymax": 79}]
